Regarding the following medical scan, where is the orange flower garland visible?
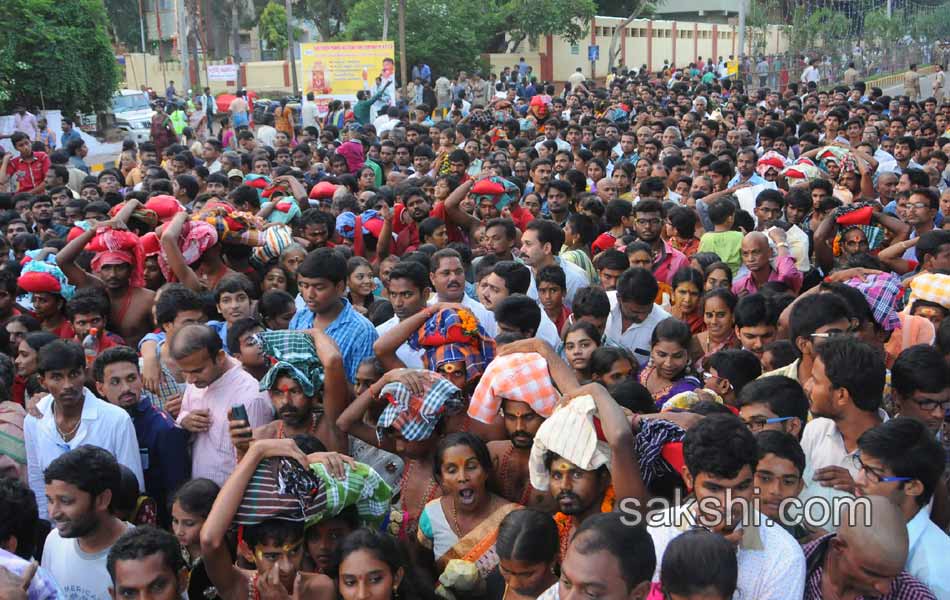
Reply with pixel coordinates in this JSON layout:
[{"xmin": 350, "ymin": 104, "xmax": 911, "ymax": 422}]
[
  {"xmin": 554, "ymin": 485, "xmax": 616, "ymax": 560},
  {"xmin": 457, "ymin": 309, "xmax": 479, "ymax": 337}
]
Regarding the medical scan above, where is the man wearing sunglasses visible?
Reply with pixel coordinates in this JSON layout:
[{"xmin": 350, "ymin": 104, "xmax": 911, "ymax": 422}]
[{"xmin": 854, "ymin": 418, "xmax": 950, "ymax": 598}]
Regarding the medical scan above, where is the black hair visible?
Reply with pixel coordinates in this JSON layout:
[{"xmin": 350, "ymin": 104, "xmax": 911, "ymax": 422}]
[
  {"xmin": 703, "ymin": 261, "xmax": 734, "ymax": 287},
  {"xmin": 44, "ymin": 444, "xmax": 121, "ymax": 499},
  {"xmin": 737, "ymin": 375, "xmax": 809, "ymax": 432},
  {"xmin": 66, "ymin": 289, "xmax": 110, "ymax": 321},
  {"xmin": 491, "ymin": 261, "xmax": 531, "ymax": 295},
  {"xmin": 388, "ymin": 260, "xmax": 430, "ymax": 292},
  {"xmin": 607, "ymin": 379, "xmax": 657, "ymax": 414},
  {"xmin": 107, "ymin": 526, "xmax": 186, "ymax": 582},
  {"xmin": 429, "ymin": 248, "xmax": 463, "ymax": 273},
  {"xmin": 659, "ymin": 529, "xmax": 738, "ymax": 598},
  {"xmin": 169, "ymin": 324, "xmax": 222, "ymax": 361},
  {"xmin": 92, "ymin": 345, "xmax": 140, "ymax": 383},
  {"xmin": 433, "ymin": 432, "xmax": 493, "ymax": 484},
  {"xmin": 707, "ymin": 349, "xmax": 761, "ymax": 395},
  {"xmin": 537, "ymin": 264, "xmax": 566, "ymax": 291},
  {"xmin": 683, "ymin": 414, "xmax": 757, "ymax": 479},
  {"xmin": 589, "ymin": 346, "xmax": 638, "ymax": 380},
  {"xmin": 0, "ymin": 477, "xmax": 38, "ymax": 559},
  {"xmin": 526, "ymin": 219, "xmax": 566, "ymax": 255},
  {"xmin": 650, "ymin": 317, "xmax": 692, "ymax": 349},
  {"xmin": 762, "ymin": 340, "xmax": 797, "ymax": 369},
  {"xmin": 617, "ymin": 268, "xmax": 659, "ymax": 306},
  {"xmin": 755, "ymin": 430, "xmax": 805, "ymax": 475},
  {"xmin": 485, "ymin": 218, "xmax": 517, "ymax": 241},
  {"xmin": 21, "ymin": 330, "xmax": 58, "ymax": 356},
  {"xmin": 916, "ymin": 230, "xmax": 950, "ymax": 265},
  {"xmin": 671, "ymin": 266, "xmax": 703, "ymax": 293},
  {"xmin": 565, "ymin": 213, "xmax": 597, "ymax": 247},
  {"xmin": 244, "ymin": 518, "xmax": 304, "ymax": 549},
  {"xmin": 338, "ymin": 529, "xmax": 436, "ymax": 600},
  {"xmin": 788, "ymin": 293, "xmax": 852, "ymax": 349},
  {"xmin": 169, "ymin": 478, "xmax": 219, "ymax": 517},
  {"xmin": 892, "ymin": 344, "xmax": 950, "ymax": 399},
  {"xmin": 259, "ymin": 290, "xmax": 296, "ymax": 328},
  {"xmin": 858, "ymin": 417, "xmax": 945, "ymax": 507},
  {"xmin": 572, "ymin": 513, "xmax": 656, "ymax": 592},
  {"xmin": 593, "ymin": 249, "xmax": 629, "ymax": 272},
  {"xmin": 814, "ymin": 337, "xmax": 886, "ymax": 413},
  {"xmin": 494, "ymin": 294, "xmax": 541, "ymax": 337},
  {"xmin": 213, "ymin": 273, "xmax": 255, "ymax": 304},
  {"xmin": 668, "ymin": 206, "xmax": 697, "ymax": 238},
  {"xmin": 112, "ymin": 464, "xmax": 143, "ymax": 518},
  {"xmin": 419, "ymin": 217, "xmax": 445, "ymax": 244},
  {"xmin": 733, "ymin": 293, "xmax": 776, "ymax": 329},
  {"xmin": 571, "ymin": 286, "xmax": 611, "ymax": 320},
  {"xmin": 495, "ymin": 508, "xmax": 559, "ymax": 564},
  {"xmin": 298, "ymin": 247, "xmax": 346, "ymax": 284},
  {"xmin": 604, "ymin": 199, "xmax": 633, "ymax": 228},
  {"xmin": 37, "ymin": 339, "xmax": 84, "ymax": 374},
  {"xmin": 155, "ymin": 284, "xmax": 205, "ymax": 327},
  {"xmin": 226, "ymin": 317, "xmax": 263, "ymax": 355}
]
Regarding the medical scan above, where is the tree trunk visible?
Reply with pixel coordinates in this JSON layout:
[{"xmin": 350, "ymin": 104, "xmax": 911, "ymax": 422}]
[
  {"xmin": 607, "ymin": 2, "xmax": 647, "ymax": 72},
  {"xmin": 230, "ymin": 0, "xmax": 243, "ymax": 88},
  {"xmin": 398, "ymin": 0, "xmax": 407, "ymax": 97},
  {"xmin": 383, "ymin": 0, "xmax": 391, "ymax": 40},
  {"xmin": 507, "ymin": 32, "xmax": 528, "ymax": 53}
]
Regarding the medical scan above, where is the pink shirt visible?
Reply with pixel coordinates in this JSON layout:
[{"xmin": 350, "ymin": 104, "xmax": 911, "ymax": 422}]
[
  {"xmin": 732, "ymin": 254, "xmax": 803, "ymax": 296},
  {"xmin": 176, "ymin": 357, "xmax": 273, "ymax": 485},
  {"xmin": 653, "ymin": 240, "xmax": 690, "ymax": 286}
]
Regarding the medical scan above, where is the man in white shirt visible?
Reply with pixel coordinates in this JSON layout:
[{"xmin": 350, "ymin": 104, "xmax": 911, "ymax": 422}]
[
  {"xmin": 427, "ymin": 249, "xmax": 496, "ymax": 335},
  {"xmin": 42, "ymin": 446, "xmax": 135, "ymax": 600},
  {"xmin": 375, "ymin": 261, "xmax": 428, "ymax": 368},
  {"xmin": 605, "ymin": 268, "xmax": 670, "ymax": 366},
  {"xmin": 300, "ymin": 91, "xmax": 319, "ymax": 130},
  {"xmin": 854, "ymin": 418, "xmax": 950, "ymax": 598},
  {"xmin": 24, "ymin": 340, "xmax": 143, "ymax": 520},
  {"xmin": 520, "ymin": 220, "xmax": 589, "ymax": 308},
  {"xmin": 799, "ymin": 337, "xmax": 886, "ymax": 527},
  {"xmin": 478, "ymin": 261, "xmax": 559, "ymax": 347},
  {"xmin": 647, "ymin": 415, "xmax": 806, "ymax": 600}
]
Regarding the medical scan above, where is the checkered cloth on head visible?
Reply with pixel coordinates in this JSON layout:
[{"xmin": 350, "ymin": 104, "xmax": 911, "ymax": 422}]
[
  {"xmin": 408, "ymin": 308, "xmax": 496, "ymax": 384},
  {"xmin": 234, "ymin": 457, "xmax": 392, "ymax": 530},
  {"xmin": 847, "ymin": 272, "xmax": 903, "ymax": 331},
  {"xmin": 254, "ymin": 330, "xmax": 325, "ymax": 397},
  {"xmin": 376, "ymin": 375, "xmax": 464, "ymax": 442},
  {"xmin": 468, "ymin": 352, "xmax": 559, "ymax": 424},
  {"xmin": 907, "ymin": 273, "xmax": 950, "ymax": 310}
]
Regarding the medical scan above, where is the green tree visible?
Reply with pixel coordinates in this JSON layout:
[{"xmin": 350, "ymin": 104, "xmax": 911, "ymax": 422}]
[
  {"xmin": 343, "ymin": 0, "xmax": 498, "ymax": 76},
  {"xmin": 102, "ymin": 0, "xmax": 142, "ymax": 51},
  {"xmin": 502, "ymin": 0, "xmax": 596, "ymax": 52},
  {"xmin": 259, "ymin": 1, "xmax": 289, "ymax": 56},
  {"xmin": 0, "ymin": 0, "xmax": 118, "ymax": 114}
]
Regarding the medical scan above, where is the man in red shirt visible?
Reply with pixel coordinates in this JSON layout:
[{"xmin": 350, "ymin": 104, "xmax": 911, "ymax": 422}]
[{"xmin": 0, "ymin": 132, "xmax": 50, "ymax": 193}]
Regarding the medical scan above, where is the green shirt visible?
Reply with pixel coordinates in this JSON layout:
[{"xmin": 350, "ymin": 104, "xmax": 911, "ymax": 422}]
[{"xmin": 698, "ymin": 230, "xmax": 744, "ymax": 273}]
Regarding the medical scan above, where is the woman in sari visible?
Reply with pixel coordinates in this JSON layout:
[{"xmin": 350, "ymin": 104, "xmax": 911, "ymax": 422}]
[
  {"xmin": 694, "ymin": 288, "xmax": 739, "ymax": 370},
  {"xmin": 496, "ymin": 509, "xmax": 559, "ymax": 600},
  {"xmin": 669, "ymin": 267, "xmax": 705, "ymax": 335},
  {"xmin": 639, "ymin": 317, "xmax": 702, "ymax": 410},
  {"xmin": 419, "ymin": 432, "xmax": 520, "ymax": 599}
]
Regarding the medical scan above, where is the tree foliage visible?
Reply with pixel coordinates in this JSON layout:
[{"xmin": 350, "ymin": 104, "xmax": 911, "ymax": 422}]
[
  {"xmin": 503, "ymin": 0, "xmax": 596, "ymax": 51},
  {"xmin": 102, "ymin": 0, "xmax": 142, "ymax": 51},
  {"xmin": 299, "ymin": 0, "xmax": 356, "ymax": 41},
  {"xmin": 259, "ymin": 1, "xmax": 289, "ymax": 55},
  {"xmin": 0, "ymin": 0, "xmax": 119, "ymax": 115}
]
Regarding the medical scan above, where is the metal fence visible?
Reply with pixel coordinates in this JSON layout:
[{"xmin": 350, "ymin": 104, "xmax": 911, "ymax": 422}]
[{"xmin": 737, "ymin": 38, "xmax": 946, "ymax": 92}]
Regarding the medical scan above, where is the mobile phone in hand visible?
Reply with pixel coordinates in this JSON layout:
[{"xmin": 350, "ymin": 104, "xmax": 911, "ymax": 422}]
[{"xmin": 231, "ymin": 404, "xmax": 250, "ymax": 436}]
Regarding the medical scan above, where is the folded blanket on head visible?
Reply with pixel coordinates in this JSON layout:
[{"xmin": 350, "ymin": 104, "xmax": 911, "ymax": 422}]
[
  {"xmin": 470, "ymin": 177, "xmax": 520, "ymax": 211},
  {"xmin": 848, "ymin": 272, "xmax": 903, "ymax": 331},
  {"xmin": 756, "ymin": 151, "xmax": 786, "ymax": 178},
  {"xmin": 408, "ymin": 309, "xmax": 496, "ymax": 384},
  {"xmin": 907, "ymin": 273, "xmax": 950, "ymax": 310},
  {"xmin": 234, "ymin": 457, "xmax": 392, "ymax": 530},
  {"xmin": 254, "ymin": 330, "xmax": 325, "ymax": 396},
  {"xmin": 376, "ymin": 374, "xmax": 464, "ymax": 442},
  {"xmin": 158, "ymin": 219, "xmax": 218, "ymax": 281},
  {"xmin": 17, "ymin": 260, "xmax": 75, "ymax": 301},
  {"xmin": 467, "ymin": 352, "xmax": 558, "ymax": 424},
  {"xmin": 87, "ymin": 229, "xmax": 145, "ymax": 288}
]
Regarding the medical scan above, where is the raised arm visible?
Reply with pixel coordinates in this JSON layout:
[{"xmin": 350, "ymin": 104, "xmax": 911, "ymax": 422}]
[
  {"xmin": 336, "ymin": 371, "xmax": 397, "ymax": 452},
  {"xmin": 159, "ymin": 211, "xmax": 204, "ymax": 291},
  {"xmin": 877, "ymin": 237, "xmax": 917, "ymax": 275},
  {"xmin": 811, "ymin": 211, "xmax": 838, "ymax": 274},
  {"xmin": 375, "ymin": 203, "xmax": 393, "ymax": 261},
  {"xmin": 442, "ymin": 178, "xmax": 481, "ymax": 233},
  {"xmin": 200, "ymin": 439, "xmax": 309, "ymax": 600},
  {"xmin": 310, "ymin": 327, "xmax": 348, "ymax": 453}
]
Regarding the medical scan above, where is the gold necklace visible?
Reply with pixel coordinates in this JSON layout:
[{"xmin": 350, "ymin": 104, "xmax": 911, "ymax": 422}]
[{"xmin": 55, "ymin": 413, "xmax": 81, "ymax": 441}]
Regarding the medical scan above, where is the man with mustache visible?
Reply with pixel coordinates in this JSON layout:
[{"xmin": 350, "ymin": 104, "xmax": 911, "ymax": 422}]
[
  {"xmin": 23, "ymin": 340, "xmax": 143, "ymax": 521},
  {"xmin": 229, "ymin": 327, "xmax": 348, "ymax": 457},
  {"xmin": 92, "ymin": 346, "xmax": 189, "ymax": 528},
  {"xmin": 426, "ymin": 248, "xmax": 496, "ymax": 335},
  {"xmin": 469, "ymin": 339, "xmax": 580, "ymax": 511},
  {"xmin": 529, "ymin": 383, "xmax": 646, "ymax": 559}
]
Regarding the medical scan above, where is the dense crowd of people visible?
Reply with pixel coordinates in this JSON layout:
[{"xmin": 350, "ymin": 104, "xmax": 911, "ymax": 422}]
[{"xmin": 1, "ymin": 57, "xmax": 950, "ymax": 600}]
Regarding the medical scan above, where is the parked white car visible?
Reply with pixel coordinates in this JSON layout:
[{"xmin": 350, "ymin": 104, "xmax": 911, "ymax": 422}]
[{"xmin": 111, "ymin": 89, "xmax": 155, "ymax": 143}]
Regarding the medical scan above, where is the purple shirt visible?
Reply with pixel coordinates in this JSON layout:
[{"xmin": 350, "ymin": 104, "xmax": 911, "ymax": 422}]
[
  {"xmin": 176, "ymin": 357, "xmax": 273, "ymax": 485},
  {"xmin": 0, "ymin": 548, "xmax": 62, "ymax": 599},
  {"xmin": 732, "ymin": 254, "xmax": 803, "ymax": 296}
]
